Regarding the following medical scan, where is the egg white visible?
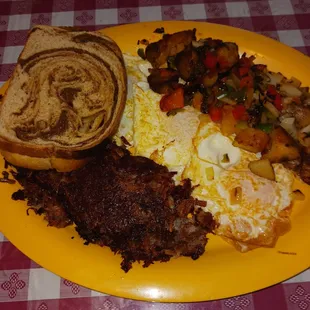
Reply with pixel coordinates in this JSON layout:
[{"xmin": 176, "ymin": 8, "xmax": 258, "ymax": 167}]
[
  {"xmin": 183, "ymin": 119, "xmax": 294, "ymax": 251},
  {"xmin": 113, "ymin": 54, "xmax": 152, "ymax": 150}
]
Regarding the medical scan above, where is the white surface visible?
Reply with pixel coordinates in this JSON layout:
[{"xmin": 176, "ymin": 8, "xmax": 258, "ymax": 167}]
[
  {"xmin": 8, "ymin": 14, "xmax": 31, "ymax": 31},
  {"xmin": 91, "ymin": 290, "xmax": 108, "ymax": 297},
  {"xmin": 2, "ymin": 46, "xmax": 24, "ymax": 64},
  {"xmin": 226, "ymin": 2, "xmax": 251, "ymax": 18},
  {"xmin": 28, "ymin": 269, "xmax": 61, "ymax": 300},
  {"xmin": 139, "ymin": 6, "xmax": 162, "ymax": 22},
  {"xmin": 269, "ymin": 0, "xmax": 294, "ymax": 16},
  {"xmin": 278, "ymin": 30, "xmax": 304, "ymax": 47},
  {"xmin": 183, "ymin": 4, "xmax": 207, "ymax": 20},
  {"xmin": 51, "ymin": 11, "xmax": 75, "ymax": 27},
  {"xmin": 95, "ymin": 9, "xmax": 118, "ymax": 25},
  {"xmin": 285, "ymin": 269, "xmax": 310, "ymax": 283}
]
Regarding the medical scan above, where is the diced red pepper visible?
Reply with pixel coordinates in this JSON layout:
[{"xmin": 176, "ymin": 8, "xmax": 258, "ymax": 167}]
[
  {"xmin": 204, "ymin": 51, "xmax": 218, "ymax": 69},
  {"xmin": 240, "ymin": 76, "xmax": 254, "ymax": 89},
  {"xmin": 266, "ymin": 85, "xmax": 283, "ymax": 110},
  {"xmin": 239, "ymin": 66, "xmax": 249, "ymax": 77},
  {"xmin": 274, "ymin": 94, "xmax": 283, "ymax": 111},
  {"xmin": 232, "ymin": 105, "xmax": 248, "ymax": 121},
  {"xmin": 218, "ymin": 56, "xmax": 229, "ymax": 69},
  {"xmin": 160, "ymin": 87, "xmax": 184, "ymax": 112},
  {"xmin": 267, "ymin": 85, "xmax": 277, "ymax": 96},
  {"xmin": 209, "ymin": 106, "xmax": 223, "ymax": 122}
]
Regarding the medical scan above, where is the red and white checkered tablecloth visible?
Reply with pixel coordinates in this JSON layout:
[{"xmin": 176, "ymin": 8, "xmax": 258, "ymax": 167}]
[{"xmin": 0, "ymin": 0, "xmax": 310, "ymax": 309}]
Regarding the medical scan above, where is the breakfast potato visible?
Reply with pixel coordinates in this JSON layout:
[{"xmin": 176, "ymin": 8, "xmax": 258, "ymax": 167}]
[
  {"xmin": 192, "ymin": 91, "xmax": 203, "ymax": 111},
  {"xmin": 216, "ymin": 42, "xmax": 239, "ymax": 71},
  {"xmin": 202, "ymin": 72, "xmax": 218, "ymax": 88},
  {"xmin": 221, "ymin": 106, "xmax": 237, "ymax": 136},
  {"xmin": 233, "ymin": 128, "xmax": 270, "ymax": 153},
  {"xmin": 262, "ymin": 127, "xmax": 300, "ymax": 163},
  {"xmin": 248, "ymin": 159, "xmax": 275, "ymax": 181},
  {"xmin": 175, "ymin": 49, "xmax": 199, "ymax": 81}
]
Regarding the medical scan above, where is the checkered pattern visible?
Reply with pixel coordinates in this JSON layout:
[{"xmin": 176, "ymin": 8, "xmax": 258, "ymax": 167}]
[
  {"xmin": 0, "ymin": 237, "xmax": 309, "ymax": 310},
  {"xmin": 1, "ymin": 0, "xmax": 310, "ymax": 80},
  {"xmin": 0, "ymin": 0, "xmax": 310, "ymax": 308}
]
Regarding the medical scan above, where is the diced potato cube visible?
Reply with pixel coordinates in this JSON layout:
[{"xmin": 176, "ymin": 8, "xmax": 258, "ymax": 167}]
[
  {"xmin": 199, "ymin": 113, "xmax": 211, "ymax": 123},
  {"xmin": 221, "ymin": 106, "xmax": 237, "ymax": 136},
  {"xmin": 248, "ymin": 159, "xmax": 275, "ymax": 181},
  {"xmin": 262, "ymin": 127, "xmax": 300, "ymax": 163},
  {"xmin": 233, "ymin": 128, "xmax": 270, "ymax": 153},
  {"xmin": 192, "ymin": 91, "xmax": 203, "ymax": 111}
]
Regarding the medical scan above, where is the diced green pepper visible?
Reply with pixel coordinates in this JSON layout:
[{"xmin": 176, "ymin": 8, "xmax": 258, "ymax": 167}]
[
  {"xmin": 231, "ymin": 89, "xmax": 246, "ymax": 102},
  {"xmin": 257, "ymin": 123, "xmax": 273, "ymax": 133},
  {"xmin": 226, "ymin": 84, "xmax": 235, "ymax": 94}
]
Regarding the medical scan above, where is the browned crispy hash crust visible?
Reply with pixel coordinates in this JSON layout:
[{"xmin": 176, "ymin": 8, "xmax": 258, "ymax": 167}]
[{"xmin": 12, "ymin": 142, "xmax": 216, "ymax": 272}]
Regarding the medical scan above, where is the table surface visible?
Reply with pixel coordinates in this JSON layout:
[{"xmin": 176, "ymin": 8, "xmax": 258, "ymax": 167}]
[{"xmin": 0, "ymin": 0, "xmax": 309, "ymax": 309}]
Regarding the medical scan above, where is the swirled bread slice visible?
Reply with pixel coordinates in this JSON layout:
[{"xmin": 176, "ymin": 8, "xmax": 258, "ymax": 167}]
[{"xmin": 0, "ymin": 25, "xmax": 127, "ymax": 171}]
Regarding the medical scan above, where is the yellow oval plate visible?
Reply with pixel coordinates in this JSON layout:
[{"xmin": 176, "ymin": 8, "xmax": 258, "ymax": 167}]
[{"xmin": 0, "ymin": 21, "xmax": 309, "ymax": 303}]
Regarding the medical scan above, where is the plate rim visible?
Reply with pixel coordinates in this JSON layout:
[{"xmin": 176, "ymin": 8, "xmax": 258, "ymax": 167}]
[{"xmin": 0, "ymin": 20, "xmax": 309, "ymax": 303}]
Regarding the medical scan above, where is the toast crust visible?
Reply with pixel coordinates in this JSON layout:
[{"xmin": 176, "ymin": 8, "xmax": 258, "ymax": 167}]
[{"xmin": 1, "ymin": 150, "xmax": 88, "ymax": 172}]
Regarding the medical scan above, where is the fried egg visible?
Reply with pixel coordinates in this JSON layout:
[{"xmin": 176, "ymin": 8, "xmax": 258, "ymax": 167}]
[
  {"xmin": 114, "ymin": 55, "xmax": 200, "ymax": 182},
  {"xmin": 183, "ymin": 119, "xmax": 294, "ymax": 251},
  {"xmin": 133, "ymin": 85, "xmax": 200, "ymax": 182},
  {"xmin": 114, "ymin": 55, "xmax": 295, "ymax": 251}
]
